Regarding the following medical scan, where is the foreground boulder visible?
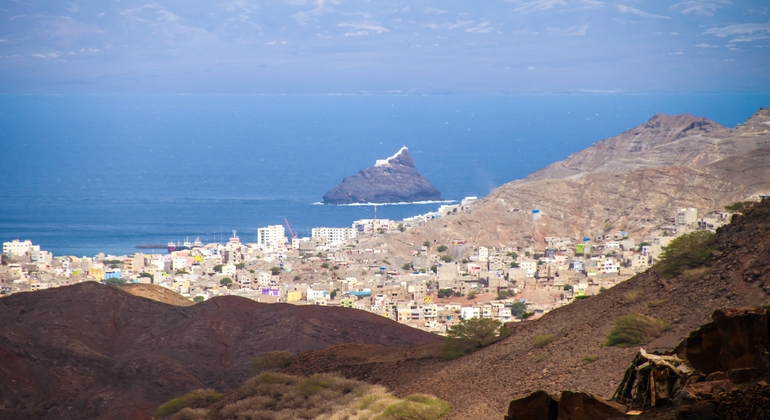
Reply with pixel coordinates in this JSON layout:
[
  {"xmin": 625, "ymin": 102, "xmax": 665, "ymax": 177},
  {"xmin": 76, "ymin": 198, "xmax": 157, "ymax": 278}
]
[{"xmin": 505, "ymin": 391, "xmax": 624, "ymax": 420}]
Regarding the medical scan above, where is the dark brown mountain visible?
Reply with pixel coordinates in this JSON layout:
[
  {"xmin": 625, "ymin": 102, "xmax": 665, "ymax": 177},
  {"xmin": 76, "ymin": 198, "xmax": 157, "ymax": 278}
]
[
  {"xmin": 323, "ymin": 147, "xmax": 443, "ymax": 204},
  {"xmin": 0, "ymin": 284, "xmax": 441, "ymax": 420},
  {"xmin": 286, "ymin": 198, "xmax": 770, "ymax": 419}
]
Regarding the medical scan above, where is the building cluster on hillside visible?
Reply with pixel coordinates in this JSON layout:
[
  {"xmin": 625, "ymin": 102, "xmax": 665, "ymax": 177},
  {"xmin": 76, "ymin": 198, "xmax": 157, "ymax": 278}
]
[{"xmin": 0, "ymin": 203, "xmax": 737, "ymax": 334}]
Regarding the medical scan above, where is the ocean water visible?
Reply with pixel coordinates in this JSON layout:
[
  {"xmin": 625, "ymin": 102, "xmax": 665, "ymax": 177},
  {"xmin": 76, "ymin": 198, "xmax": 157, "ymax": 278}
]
[{"xmin": 1, "ymin": 94, "xmax": 769, "ymax": 257}]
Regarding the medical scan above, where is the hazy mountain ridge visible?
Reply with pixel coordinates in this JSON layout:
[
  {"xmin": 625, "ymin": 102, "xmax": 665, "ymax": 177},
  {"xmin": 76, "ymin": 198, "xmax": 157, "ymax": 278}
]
[{"xmin": 374, "ymin": 107, "xmax": 770, "ymax": 249}]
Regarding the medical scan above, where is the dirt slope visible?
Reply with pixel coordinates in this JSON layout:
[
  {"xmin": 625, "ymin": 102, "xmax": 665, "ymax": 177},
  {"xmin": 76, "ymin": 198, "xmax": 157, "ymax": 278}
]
[
  {"xmin": 115, "ymin": 283, "xmax": 195, "ymax": 306},
  {"xmin": 0, "ymin": 283, "xmax": 441, "ymax": 420},
  {"xmin": 286, "ymin": 199, "xmax": 770, "ymax": 419}
]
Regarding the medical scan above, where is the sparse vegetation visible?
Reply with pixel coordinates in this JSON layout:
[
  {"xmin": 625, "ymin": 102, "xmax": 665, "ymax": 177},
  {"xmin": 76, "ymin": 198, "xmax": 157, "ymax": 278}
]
[
  {"xmin": 155, "ymin": 389, "xmax": 224, "ymax": 418},
  {"xmin": 293, "ymin": 275, "xmax": 301, "ymax": 281},
  {"xmin": 623, "ymin": 290, "xmax": 644, "ymax": 304},
  {"xmin": 440, "ymin": 318, "xmax": 504, "ymax": 360},
  {"xmin": 423, "ymin": 241, "xmax": 431, "ymax": 247},
  {"xmin": 466, "ymin": 290, "xmax": 478, "ymax": 300},
  {"xmin": 648, "ymin": 299, "xmax": 667, "ymax": 308},
  {"xmin": 402, "ymin": 263, "xmax": 412, "ymax": 270},
  {"xmin": 496, "ymin": 290, "xmax": 515, "ymax": 300},
  {"xmin": 440, "ymin": 255, "xmax": 453, "ymax": 262},
  {"xmin": 437, "ymin": 245, "xmax": 448, "ymax": 252},
  {"xmin": 603, "ymin": 222, "xmax": 614, "ymax": 232},
  {"xmin": 270, "ymin": 267, "xmax": 281, "ymax": 275},
  {"xmin": 682, "ymin": 266, "xmax": 714, "ymax": 282},
  {"xmin": 582, "ymin": 355, "xmax": 598, "ymax": 363},
  {"xmin": 193, "ymin": 295, "xmax": 204, "ymax": 303},
  {"xmin": 219, "ymin": 277, "xmax": 232, "ymax": 285},
  {"xmin": 104, "ymin": 278, "xmax": 125, "ymax": 285},
  {"xmin": 157, "ymin": 373, "xmax": 450, "ymax": 420},
  {"xmin": 250, "ymin": 351, "xmax": 295, "ymax": 374},
  {"xmin": 605, "ymin": 314, "xmax": 672, "ymax": 347},
  {"xmin": 725, "ymin": 201, "xmax": 755, "ymax": 213},
  {"xmin": 397, "ymin": 223, "xmax": 405, "ymax": 232},
  {"xmin": 655, "ymin": 231, "xmax": 715, "ymax": 279},
  {"xmin": 533, "ymin": 334, "xmax": 553, "ymax": 348}
]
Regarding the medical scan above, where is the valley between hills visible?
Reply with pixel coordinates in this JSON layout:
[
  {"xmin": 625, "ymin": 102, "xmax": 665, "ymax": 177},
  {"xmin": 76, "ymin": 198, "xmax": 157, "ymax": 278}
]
[{"xmin": 1, "ymin": 107, "xmax": 770, "ymax": 420}]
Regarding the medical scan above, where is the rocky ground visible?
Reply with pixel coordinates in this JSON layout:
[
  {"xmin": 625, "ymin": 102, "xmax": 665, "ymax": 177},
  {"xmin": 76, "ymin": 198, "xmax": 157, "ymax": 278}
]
[{"xmin": 285, "ymin": 199, "xmax": 770, "ymax": 419}]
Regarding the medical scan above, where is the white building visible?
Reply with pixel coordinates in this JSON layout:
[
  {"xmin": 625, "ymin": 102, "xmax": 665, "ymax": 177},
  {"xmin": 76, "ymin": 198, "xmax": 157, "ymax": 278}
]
[
  {"xmin": 677, "ymin": 208, "xmax": 698, "ymax": 225},
  {"xmin": 312, "ymin": 227, "xmax": 354, "ymax": 245},
  {"xmin": 258, "ymin": 225, "xmax": 286, "ymax": 247},
  {"xmin": 478, "ymin": 246, "xmax": 489, "ymax": 262},
  {"xmin": 3, "ymin": 239, "xmax": 39, "ymax": 257},
  {"xmin": 461, "ymin": 307, "xmax": 481, "ymax": 320}
]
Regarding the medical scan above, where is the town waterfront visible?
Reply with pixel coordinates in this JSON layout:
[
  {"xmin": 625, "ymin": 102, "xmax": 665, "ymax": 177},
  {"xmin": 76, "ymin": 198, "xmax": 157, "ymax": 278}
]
[{"xmin": 2, "ymin": 93, "xmax": 769, "ymax": 256}]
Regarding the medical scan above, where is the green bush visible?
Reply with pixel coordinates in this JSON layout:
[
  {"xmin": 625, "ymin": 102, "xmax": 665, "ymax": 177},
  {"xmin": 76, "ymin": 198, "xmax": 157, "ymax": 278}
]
[
  {"xmin": 437, "ymin": 245, "xmax": 448, "ymax": 252},
  {"xmin": 724, "ymin": 201, "xmax": 754, "ymax": 213},
  {"xmin": 440, "ymin": 318, "xmax": 503, "ymax": 359},
  {"xmin": 582, "ymin": 355, "xmax": 598, "ymax": 363},
  {"xmin": 155, "ymin": 389, "xmax": 224, "ymax": 418},
  {"xmin": 533, "ymin": 334, "xmax": 553, "ymax": 348},
  {"xmin": 193, "ymin": 295, "xmax": 204, "ymax": 303},
  {"xmin": 655, "ymin": 231, "xmax": 715, "ymax": 279},
  {"xmin": 440, "ymin": 255, "xmax": 453, "ymax": 262},
  {"xmin": 605, "ymin": 314, "xmax": 672, "ymax": 347},
  {"xmin": 250, "ymin": 351, "xmax": 295, "ymax": 374}
]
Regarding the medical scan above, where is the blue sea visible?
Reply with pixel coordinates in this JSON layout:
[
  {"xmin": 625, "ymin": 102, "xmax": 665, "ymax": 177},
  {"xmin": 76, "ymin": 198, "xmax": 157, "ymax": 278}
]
[{"xmin": 1, "ymin": 94, "xmax": 769, "ymax": 257}]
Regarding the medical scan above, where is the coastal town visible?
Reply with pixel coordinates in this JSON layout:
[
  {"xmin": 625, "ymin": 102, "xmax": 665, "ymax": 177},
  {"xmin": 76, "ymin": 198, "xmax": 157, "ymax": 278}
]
[{"xmin": 0, "ymin": 198, "xmax": 736, "ymax": 335}]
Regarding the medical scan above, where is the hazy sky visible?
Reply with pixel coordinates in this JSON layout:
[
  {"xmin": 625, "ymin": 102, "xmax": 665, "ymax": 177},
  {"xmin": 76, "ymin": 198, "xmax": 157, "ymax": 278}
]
[{"xmin": 1, "ymin": 0, "xmax": 768, "ymax": 94}]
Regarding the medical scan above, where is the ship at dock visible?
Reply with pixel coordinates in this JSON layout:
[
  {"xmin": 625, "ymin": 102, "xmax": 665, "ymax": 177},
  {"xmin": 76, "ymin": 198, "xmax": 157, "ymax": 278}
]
[{"xmin": 167, "ymin": 237, "xmax": 203, "ymax": 253}]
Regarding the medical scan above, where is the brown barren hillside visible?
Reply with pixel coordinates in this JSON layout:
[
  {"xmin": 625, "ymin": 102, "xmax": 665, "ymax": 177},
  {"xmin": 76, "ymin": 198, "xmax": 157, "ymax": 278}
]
[
  {"xmin": 360, "ymin": 107, "xmax": 770, "ymax": 251},
  {"xmin": 0, "ymin": 283, "xmax": 440, "ymax": 420},
  {"xmin": 286, "ymin": 199, "xmax": 770, "ymax": 419}
]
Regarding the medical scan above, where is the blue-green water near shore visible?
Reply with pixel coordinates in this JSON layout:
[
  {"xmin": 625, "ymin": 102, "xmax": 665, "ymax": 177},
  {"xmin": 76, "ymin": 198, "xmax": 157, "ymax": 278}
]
[{"xmin": 1, "ymin": 94, "xmax": 768, "ymax": 257}]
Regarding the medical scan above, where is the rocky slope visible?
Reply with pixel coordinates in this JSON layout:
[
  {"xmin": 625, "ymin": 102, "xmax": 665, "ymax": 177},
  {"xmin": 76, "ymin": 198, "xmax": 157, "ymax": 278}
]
[
  {"xmin": 323, "ymin": 147, "xmax": 443, "ymax": 204},
  {"xmin": 286, "ymin": 199, "xmax": 770, "ymax": 419},
  {"xmin": 0, "ymin": 284, "xmax": 441, "ymax": 420},
  {"xmin": 368, "ymin": 107, "xmax": 770, "ymax": 250}
]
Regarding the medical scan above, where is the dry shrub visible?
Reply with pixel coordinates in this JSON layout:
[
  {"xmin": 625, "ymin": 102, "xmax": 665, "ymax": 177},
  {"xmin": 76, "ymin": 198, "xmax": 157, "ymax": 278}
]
[
  {"xmin": 170, "ymin": 408, "xmax": 208, "ymax": 420},
  {"xmin": 682, "ymin": 266, "xmax": 714, "ymax": 282},
  {"xmin": 251, "ymin": 351, "xmax": 295, "ymax": 374},
  {"xmin": 605, "ymin": 314, "xmax": 672, "ymax": 347},
  {"xmin": 647, "ymin": 299, "xmax": 667, "ymax": 308},
  {"xmin": 156, "ymin": 389, "xmax": 224, "ymax": 418},
  {"xmin": 582, "ymin": 355, "xmax": 598, "ymax": 363},
  {"xmin": 163, "ymin": 373, "xmax": 450, "ymax": 420},
  {"xmin": 623, "ymin": 290, "xmax": 644, "ymax": 304},
  {"xmin": 533, "ymin": 334, "xmax": 553, "ymax": 348}
]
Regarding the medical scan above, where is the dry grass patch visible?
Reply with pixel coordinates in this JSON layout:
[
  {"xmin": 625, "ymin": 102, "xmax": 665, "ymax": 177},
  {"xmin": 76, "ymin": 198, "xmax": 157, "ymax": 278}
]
[
  {"xmin": 533, "ymin": 334, "xmax": 553, "ymax": 348},
  {"xmin": 158, "ymin": 373, "xmax": 450, "ymax": 420},
  {"xmin": 622, "ymin": 290, "xmax": 644, "ymax": 304},
  {"xmin": 605, "ymin": 314, "xmax": 672, "ymax": 347},
  {"xmin": 647, "ymin": 299, "xmax": 667, "ymax": 308},
  {"xmin": 582, "ymin": 355, "xmax": 598, "ymax": 363}
]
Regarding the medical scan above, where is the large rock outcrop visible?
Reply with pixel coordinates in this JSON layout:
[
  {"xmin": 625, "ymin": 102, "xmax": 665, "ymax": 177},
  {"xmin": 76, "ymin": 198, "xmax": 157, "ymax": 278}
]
[{"xmin": 322, "ymin": 147, "xmax": 443, "ymax": 204}]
